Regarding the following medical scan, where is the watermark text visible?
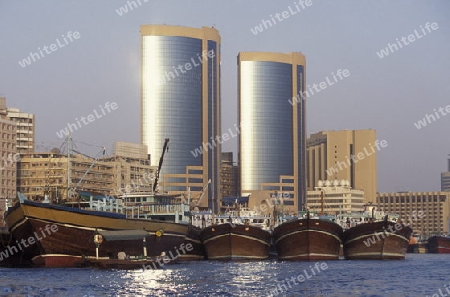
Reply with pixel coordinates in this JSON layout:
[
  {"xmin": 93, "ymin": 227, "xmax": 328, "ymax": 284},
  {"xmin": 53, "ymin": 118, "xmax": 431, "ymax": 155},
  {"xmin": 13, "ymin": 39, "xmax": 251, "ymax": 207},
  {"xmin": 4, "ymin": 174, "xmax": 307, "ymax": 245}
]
[{"xmin": 376, "ymin": 22, "xmax": 438, "ymax": 59}]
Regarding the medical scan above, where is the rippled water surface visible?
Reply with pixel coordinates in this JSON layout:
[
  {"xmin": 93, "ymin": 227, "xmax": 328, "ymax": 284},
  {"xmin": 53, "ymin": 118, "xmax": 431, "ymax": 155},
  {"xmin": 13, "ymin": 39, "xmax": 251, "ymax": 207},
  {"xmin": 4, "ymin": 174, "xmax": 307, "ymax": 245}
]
[{"xmin": 0, "ymin": 254, "xmax": 448, "ymax": 296}]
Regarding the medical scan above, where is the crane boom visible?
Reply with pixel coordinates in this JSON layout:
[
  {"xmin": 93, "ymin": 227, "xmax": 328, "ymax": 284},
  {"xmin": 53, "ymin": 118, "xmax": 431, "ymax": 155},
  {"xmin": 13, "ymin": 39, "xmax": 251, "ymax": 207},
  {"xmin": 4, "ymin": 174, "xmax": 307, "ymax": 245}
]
[
  {"xmin": 70, "ymin": 147, "xmax": 106, "ymax": 196},
  {"xmin": 153, "ymin": 138, "xmax": 169, "ymax": 193},
  {"xmin": 195, "ymin": 179, "xmax": 211, "ymax": 207}
]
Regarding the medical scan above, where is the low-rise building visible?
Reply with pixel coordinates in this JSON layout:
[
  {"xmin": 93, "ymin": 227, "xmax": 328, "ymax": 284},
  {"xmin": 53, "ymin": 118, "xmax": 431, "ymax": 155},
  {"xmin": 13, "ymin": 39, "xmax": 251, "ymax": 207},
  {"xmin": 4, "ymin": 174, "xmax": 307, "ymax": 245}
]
[
  {"xmin": 17, "ymin": 142, "xmax": 156, "ymax": 202},
  {"xmin": 377, "ymin": 191, "xmax": 450, "ymax": 238},
  {"xmin": 306, "ymin": 179, "xmax": 365, "ymax": 215},
  {"xmin": 102, "ymin": 142, "xmax": 155, "ymax": 195}
]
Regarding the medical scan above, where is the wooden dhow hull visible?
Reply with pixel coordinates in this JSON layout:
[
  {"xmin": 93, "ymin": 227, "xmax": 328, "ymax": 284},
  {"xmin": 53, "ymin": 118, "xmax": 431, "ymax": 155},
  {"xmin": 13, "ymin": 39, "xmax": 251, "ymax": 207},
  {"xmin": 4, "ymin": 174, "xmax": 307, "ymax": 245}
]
[
  {"xmin": 343, "ymin": 221, "xmax": 412, "ymax": 260},
  {"xmin": 273, "ymin": 218, "xmax": 343, "ymax": 261},
  {"xmin": 4, "ymin": 200, "xmax": 189, "ymax": 267},
  {"xmin": 200, "ymin": 224, "xmax": 271, "ymax": 260},
  {"xmin": 428, "ymin": 236, "xmax": 450, "ymax": 254},
  {"xmin": 178, "ymin": 225, "xmax": 205, "ymax": 261}
]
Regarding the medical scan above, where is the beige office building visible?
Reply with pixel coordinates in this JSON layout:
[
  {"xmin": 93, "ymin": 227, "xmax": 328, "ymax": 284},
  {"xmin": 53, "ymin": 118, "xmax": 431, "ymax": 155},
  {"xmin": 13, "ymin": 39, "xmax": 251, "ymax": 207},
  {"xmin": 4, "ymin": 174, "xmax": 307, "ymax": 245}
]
[
  {"xmin": 441, "ymin": 156, "xmax": 450, "ymax": 192},
  {"xmin": 306, "ymin": 180, "xmax": 365, "ymax": 215},
  {"xmin": 17, "ymin": 142, "xmax": 156, "ymax": 202},
  {"xmin": 0, "ymin": 98, "xmax": 18, "ymax": 222},
  {"xmin": 141, "ymin": 25, "xmax": 221, "ymax": 210},
  {"xmin": 307, "ymin": 130, "xmax": 377, "ymax": 203},
  {"xmin": 239, "ymin": 52, "xmax": 306, "ymax": 212},
  {"xmin": 7, "ymin": 107, "xmax": 35, "ymax": 154},
  {"xmin": 377, "ymin": 191, "xmax": 450, "ymax": 238}
]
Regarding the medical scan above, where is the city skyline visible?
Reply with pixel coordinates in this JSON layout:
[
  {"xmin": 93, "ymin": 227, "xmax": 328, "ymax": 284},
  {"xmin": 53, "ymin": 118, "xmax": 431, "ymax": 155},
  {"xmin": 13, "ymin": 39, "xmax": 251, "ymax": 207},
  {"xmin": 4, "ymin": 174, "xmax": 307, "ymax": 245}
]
[{"xmin": 0, "ymin": 1, "xmax": 449, "ymax": 193}]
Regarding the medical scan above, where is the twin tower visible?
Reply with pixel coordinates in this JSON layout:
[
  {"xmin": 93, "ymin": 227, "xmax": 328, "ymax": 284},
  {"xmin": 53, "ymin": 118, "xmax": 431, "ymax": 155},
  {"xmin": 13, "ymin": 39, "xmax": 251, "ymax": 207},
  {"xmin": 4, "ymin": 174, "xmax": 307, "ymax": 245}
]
[{"xmin": 141, "ymin": 25, "xmax": 306, "ymax": 212}]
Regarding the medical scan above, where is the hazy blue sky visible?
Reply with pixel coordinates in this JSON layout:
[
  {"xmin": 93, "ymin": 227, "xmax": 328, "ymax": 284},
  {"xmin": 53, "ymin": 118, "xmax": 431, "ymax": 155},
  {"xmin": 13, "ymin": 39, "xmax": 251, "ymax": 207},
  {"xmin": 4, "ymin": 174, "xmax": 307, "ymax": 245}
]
[{"xmin": 0, "ymin": 0, "xmax": 449, "ymax": 193}]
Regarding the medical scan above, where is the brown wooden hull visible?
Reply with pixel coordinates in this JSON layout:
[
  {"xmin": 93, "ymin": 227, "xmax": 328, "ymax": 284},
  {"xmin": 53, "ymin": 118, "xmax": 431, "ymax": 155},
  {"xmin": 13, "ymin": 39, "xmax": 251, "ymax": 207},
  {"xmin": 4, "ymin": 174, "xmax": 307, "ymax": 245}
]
[
  {"xmin": 4, "ymin": 200, "xmax": 189, "ymax": 267},
  {"xmin": 343, "ymin": 221, "xmax": 412, "ymax": 260},
  {"xmin": 273, "ymin": 218, "xmax": 343, "ymax": 261},
  {"xmin": 0, "ymin": 228, "xmax": 28, "ymax": 267},
  {"xmin": 178, "ymin": 225, "xmax": 204, "ymax": 261},
  {"xmin": 428, "ymin": 236, "xmax": 450, "ymax": 253},
  {"xmin": 200, "ymin": 224, "xmax": 271, "ymax": 260}
]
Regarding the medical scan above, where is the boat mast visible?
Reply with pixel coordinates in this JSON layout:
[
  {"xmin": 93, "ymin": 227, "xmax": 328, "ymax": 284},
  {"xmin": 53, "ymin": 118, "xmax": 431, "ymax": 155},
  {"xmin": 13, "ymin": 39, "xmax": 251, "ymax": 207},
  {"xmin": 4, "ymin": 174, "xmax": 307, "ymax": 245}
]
[
  {"xmin": 320, "ymin": 190, "xmax": 324, "ymax": 216},
  {"xmin": 67, "ymin": 134, "xmax": 71, "ymax": 200}
]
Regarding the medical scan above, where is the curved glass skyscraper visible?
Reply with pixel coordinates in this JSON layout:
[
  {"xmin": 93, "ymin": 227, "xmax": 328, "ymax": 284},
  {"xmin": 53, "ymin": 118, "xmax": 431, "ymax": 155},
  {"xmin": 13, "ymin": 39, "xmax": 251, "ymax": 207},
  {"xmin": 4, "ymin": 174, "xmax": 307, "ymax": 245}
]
[
  {"xmin": 141, "ymin": 25, "xmax": 221, "ymax": 210},
  {"xmin": 238, "ymin": 52, "xmax": 306, "ymax": 211}
]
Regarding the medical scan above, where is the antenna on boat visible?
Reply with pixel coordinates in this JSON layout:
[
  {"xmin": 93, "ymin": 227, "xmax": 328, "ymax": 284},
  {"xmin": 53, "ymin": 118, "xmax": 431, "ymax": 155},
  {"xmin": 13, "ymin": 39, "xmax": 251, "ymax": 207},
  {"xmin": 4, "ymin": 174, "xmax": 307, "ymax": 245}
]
[
  {"xmin": 320, "ymin": 190, "xmax": 324, "ymax": 216},
  {"xmin": 67, "ymin": 134, "xmax": 72, "ymax": 201}
]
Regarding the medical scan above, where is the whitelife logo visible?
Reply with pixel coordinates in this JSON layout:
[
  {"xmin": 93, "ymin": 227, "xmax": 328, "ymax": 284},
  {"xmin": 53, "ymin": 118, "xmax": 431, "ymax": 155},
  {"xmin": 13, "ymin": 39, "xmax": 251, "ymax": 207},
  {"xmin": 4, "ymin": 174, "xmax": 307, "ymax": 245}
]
[
  {"xmin": 250, "ymin": 0, "xmax": 313, "ymax": 35},
  {"xmin": 414, "ymin": 104, "xmax": 450, "ymax": 130},
  {"xmin": 115, "ymin": 0, "xmax": 149, "ymax": 16},
  {"xmin": 362, "ymin": 211, "xmax": 425, "ymax": 247},
  {"xmin": 376, "ymin": 22, "xmax": 438, "ymax": 59},
  {"xmin": 288, "ymin": 69, "xmax": 350, "ymax": 106},
  {"xmin": 154, "ymin": 49, "xmax": 215, "ymax": 86},
  {"xmin": 190, "ymin": 123, "xmax": 240, "ymax": 157},
  {"xmin": 0, "ymin": 153, "xmax": 20, "ymax": 171},
  {"xmin": 325, "ymin": 140, "xmax": 387, "ymax": 176},
  {"xmin": 266, "ymin": 262, "xmax": 328, "ymax": 296},
  {"xmin": 142, "ymin": 243, "xmax": 193, "ymax": 271},
  {"xmin": 55, "ymin": 102, "xmax": 118, "ymax": 138},
  {"xmin": 18, "ymin": 31, "xmax": 81, "ymax": 68},
  {"xmin": 0, "ymin": 224, "xmax": 58, "ymax": 261}
]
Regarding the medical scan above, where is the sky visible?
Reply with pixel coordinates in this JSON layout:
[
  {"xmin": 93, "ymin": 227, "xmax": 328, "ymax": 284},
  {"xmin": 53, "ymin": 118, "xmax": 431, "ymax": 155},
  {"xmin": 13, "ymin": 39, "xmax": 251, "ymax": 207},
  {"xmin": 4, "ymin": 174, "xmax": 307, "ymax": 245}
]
[{"xmin": 0, "ymin": 0, "xmax": 449, "ymax": 193}]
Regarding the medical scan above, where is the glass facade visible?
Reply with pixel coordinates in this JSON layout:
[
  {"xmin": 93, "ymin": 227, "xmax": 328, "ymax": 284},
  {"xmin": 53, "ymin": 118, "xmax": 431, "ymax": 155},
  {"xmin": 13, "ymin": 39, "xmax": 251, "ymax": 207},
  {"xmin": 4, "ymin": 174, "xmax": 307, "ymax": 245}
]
[
  {"xmin": 207, "ymin": 40, "xmax": 220, "ymax": 210},
  {"xmin": 297, "ymin": 65, "xmax": 306, "ymax": 208},
  {"xmin": 240, "ymin": 61, "xmax": 294, "ymax": 190},
  {"xmin": 239, "ymin": 53, "xmax": 306, "ymax": 210},
  {"xmin": 442, "ymin": 172, "xmax": 450, "ymax": 191},
  {"xmin": 142, "ymin": 29, "xmax": 221, "ymax": 208}
]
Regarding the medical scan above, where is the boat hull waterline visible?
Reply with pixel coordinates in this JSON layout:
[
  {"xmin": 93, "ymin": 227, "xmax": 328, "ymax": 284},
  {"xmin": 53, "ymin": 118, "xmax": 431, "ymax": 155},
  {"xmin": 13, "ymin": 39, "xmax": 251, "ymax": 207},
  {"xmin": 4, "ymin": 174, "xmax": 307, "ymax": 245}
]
[
  {"xmin": 428, "ymin": 236, "xmax": 450, "ymax": 254},
  {"xmin": 201, "ymin": 223, "xmax": 271, "ymax": 260},
  {"xmin": 4, "ymin": 200, "xmax": 189, "ymax": 267},
  {"xmin": 273, "ymin": 218, "xmax": 343, "ymax": 261},
  {"xmin": 343, "ymin": 221, "xmax": 412, "ymax": 260}
]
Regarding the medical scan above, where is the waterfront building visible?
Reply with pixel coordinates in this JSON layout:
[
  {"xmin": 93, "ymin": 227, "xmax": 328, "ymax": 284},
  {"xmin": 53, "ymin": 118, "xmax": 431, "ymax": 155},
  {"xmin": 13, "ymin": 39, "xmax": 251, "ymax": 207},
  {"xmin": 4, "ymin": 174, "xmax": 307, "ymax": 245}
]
[
  {"xmin": 16, "ymin": 142, "xmax": 156, "ymax": 201},
  {"xmin": 0, "ymin": 97, "xmax": 18, "ymax": 223},
  {"xmin": 441, "ymin": 156, "xmax": 450, "ymax": 192},
  {"xmin": 141, "ymin": 25, "xmax": 221, "ymax": 210},
  {"xmin": 102, "ymin": 142, "xmax": 156, "ymax": 195},
  {"xmin": 306, "ymin": 180, "xmax": 365, "ymax": 214},
  {"xmin": 238, "ymin": 52, "xmax": 306, "ymax": 212},
  {"xmin": 377, "ymin": 191, "xmax": 450, "ymax": 238},
  {"xmin": 306, "ymin": 130, "xmax": 377, "ymax": 203},
  {"xmin": 6, "ymin": 107, "xmax": 35, "ymax": 154}
]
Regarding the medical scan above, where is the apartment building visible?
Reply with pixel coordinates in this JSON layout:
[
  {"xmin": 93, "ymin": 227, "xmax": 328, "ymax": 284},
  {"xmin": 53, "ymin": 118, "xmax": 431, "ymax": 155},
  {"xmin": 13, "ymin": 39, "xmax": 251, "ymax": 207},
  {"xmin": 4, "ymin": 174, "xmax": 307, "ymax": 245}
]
[
  {"xmin": 377, "ymin": 191, "xmax": 450, "ymax": 238},
  {"xmin": 17, "ymin": 142, "xmax": 156, "ymax": 202},
  {"xmin": 6, "ymin": 107, "xmax": 35, "ymax": 154},
  {"xmin": 0, "ymin": 98, "xmax": 18, "ymax": 221}
]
